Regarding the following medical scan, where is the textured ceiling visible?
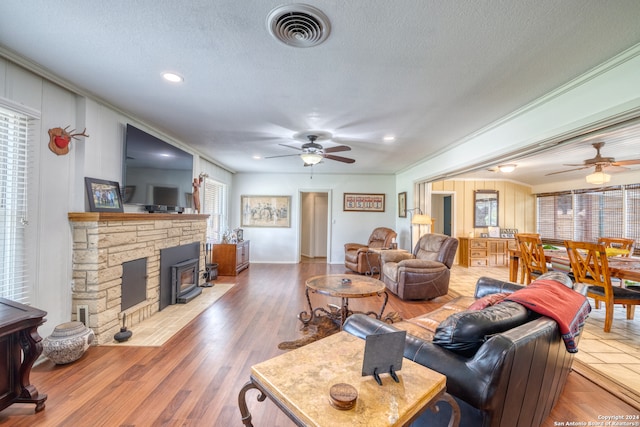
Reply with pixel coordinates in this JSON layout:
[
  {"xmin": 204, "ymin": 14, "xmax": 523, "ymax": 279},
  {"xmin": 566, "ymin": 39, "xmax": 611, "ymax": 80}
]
[{"xmin": 1, "ymin": 1, "xmax": 640, "ymax": 183}]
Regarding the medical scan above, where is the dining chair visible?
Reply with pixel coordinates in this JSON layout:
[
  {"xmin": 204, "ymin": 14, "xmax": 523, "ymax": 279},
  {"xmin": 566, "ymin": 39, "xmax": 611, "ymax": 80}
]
[
  {"xmin": 597, "ymin": 237, "xmax": 635, "ymax": 257},
  {"xmin": 515, "ymin": 233, "xmax": 548, "ymax": 284},
  {"xmin": 598, "ymin": 237, "xmax": 636, "ymax": 287},
  {"xmin": 564, "ymin": 240, "xmax": 640, "ymax": 332}
]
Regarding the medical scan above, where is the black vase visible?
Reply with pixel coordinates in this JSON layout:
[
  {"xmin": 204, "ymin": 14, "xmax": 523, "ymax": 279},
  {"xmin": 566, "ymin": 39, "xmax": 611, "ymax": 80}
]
[{"xmin": 114, "ymin": 314, "xmax": 133, "ymax": 342}]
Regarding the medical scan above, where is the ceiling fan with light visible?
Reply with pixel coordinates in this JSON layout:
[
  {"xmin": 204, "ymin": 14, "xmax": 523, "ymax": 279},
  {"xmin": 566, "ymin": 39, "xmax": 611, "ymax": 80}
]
[
  {"xmin": 546, "ymin": 142, "xmax": 640, "ymax": 184},
  {"xmin": 264, "ymin": 133, "xmax": 356, "ymax": 166}
]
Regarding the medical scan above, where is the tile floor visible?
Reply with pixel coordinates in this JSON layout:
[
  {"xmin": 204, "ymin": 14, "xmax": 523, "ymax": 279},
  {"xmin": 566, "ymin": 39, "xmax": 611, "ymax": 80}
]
[{"xmin": 448, "ymin": 265, "xmax": 640, "ymax": 400}]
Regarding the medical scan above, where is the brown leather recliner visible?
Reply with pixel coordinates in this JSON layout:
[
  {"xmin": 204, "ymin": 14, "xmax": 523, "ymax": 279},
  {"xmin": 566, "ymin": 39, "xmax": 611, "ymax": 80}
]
[
  {"xmin": 344, "ymin": 227, "xmax": 397, "ymax": 274},
  {"xmin": 381, "ymin": 233, "xmax": 458, "ymax": 300}
]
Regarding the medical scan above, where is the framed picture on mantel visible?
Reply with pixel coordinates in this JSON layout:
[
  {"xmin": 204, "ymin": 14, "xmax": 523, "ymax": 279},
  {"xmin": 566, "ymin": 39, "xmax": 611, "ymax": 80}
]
[{"xmin": 84, "ymin": 177, "xmax": 124, "ymax": 213}]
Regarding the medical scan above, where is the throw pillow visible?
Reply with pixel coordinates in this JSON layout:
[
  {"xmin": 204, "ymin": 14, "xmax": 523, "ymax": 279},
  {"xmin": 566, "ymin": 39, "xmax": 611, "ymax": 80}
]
[{"xmin": 433, "ymin": 301, "xmax": 529, "ymax": 357}]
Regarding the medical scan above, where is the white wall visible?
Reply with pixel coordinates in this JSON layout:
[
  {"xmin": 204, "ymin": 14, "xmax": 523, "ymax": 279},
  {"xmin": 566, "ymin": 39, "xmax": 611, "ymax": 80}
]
[
  {"xmin": 0, "ymin": 58, "xmax": 222, "ymax": 339},
  {"xmin": 232, "ymin": 173, "xmax": 396, "ymax": 263}
]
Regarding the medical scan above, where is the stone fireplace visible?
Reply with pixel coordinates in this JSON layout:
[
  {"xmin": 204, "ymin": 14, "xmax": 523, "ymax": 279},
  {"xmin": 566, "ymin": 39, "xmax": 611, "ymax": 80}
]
[{"xmin": 68, "ymin": 212, "xmax": 208, "ymax": 344}]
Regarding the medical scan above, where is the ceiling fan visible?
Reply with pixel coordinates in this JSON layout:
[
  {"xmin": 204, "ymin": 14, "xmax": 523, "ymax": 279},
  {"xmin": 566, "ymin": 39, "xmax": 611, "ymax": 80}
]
[
  {"xmin": 546, "ymin": 142, "xmax": 640, "ymax": 177},
  {"xmin": 264, "ymin": 134, "xmax": 356, "ymax": 166}
]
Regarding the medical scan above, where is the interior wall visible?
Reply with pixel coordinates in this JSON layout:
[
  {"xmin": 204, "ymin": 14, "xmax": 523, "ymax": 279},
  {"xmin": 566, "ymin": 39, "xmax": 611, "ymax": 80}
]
[
  {"xmin": 301, "ymin": 192, "xmax": 312, "ymax": 257},
  {"xmin": 0, "ymin": 57, "xmax": 219, "ymax": 339},
  {"xmin": 313, "ymin": 193, "xmax": 328, "ymax": 257},
  {"xmin": 431, "ymin": 193, "xmax": 448, "ymax": 235},
  {"xmin": 431, "ymin": 179, "xmax": 535, "ymax": 238},
  {"xmin": 232, "ymin": 173, "xmax": 396, "ymax": 264}
]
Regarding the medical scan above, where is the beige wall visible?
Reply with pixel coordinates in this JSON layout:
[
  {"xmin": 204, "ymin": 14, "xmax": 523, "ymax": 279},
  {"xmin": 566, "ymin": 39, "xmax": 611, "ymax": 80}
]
[{"xmin": 431, "ymin": 179, "xmax": 535, "ymax": 239}]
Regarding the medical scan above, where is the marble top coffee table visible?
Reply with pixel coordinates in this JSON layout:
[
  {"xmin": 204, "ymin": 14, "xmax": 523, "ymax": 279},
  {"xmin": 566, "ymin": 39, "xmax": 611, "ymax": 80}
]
[
  {"xmin": 299, "ymin": 274, "xmax": 388, "ymax": 326},
  {"xmin": 238, "ymin": 331, "xmax": 460, "ymax": 426}
]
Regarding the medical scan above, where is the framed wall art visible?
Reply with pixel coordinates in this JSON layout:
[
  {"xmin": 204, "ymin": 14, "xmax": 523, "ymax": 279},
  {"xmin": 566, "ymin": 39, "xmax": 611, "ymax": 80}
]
[
  {"xmin": 241, "ymin": 195, "xmax": 291, "ymax": 227},
  {"xmin": 343, "ymin": 193, "xmax": 385, "ymax": 212},
  {"xmin": 398, "ymin": 192, "xmax": 407, "ymax": 218},
  {"xmin": 84, "ymin": 177, "xmax": 124, "ymax": 212}
]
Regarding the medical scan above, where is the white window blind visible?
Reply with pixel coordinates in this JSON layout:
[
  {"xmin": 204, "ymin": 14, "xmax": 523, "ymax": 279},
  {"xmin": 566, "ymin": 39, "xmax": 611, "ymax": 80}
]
[
  {"xmin": 203, "ymin": 177, "xmax": 227, "ymax": 242},
  {"xmin": 0, "ymin": 106, "xmax": 30, "ymax": 303}
]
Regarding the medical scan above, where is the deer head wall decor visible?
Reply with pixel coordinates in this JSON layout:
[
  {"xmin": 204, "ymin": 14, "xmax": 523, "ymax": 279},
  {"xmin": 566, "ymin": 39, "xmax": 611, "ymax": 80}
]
[{"xmin": 48, "ymin": 126, "xmax": 90, "ymax": 156}]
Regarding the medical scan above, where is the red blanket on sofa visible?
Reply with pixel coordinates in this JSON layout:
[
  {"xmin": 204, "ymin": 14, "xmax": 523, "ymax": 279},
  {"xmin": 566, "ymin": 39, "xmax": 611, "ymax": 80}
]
[{"xmin": 505, "ymin": 279, "xmax": 591, "ymax": 353}]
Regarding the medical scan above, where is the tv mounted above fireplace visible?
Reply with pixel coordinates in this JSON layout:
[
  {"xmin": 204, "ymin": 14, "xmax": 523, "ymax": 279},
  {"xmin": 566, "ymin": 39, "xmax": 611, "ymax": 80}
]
[{"xmin": 122, "ymin": 124, "xmax": 194, "ymax": 209}]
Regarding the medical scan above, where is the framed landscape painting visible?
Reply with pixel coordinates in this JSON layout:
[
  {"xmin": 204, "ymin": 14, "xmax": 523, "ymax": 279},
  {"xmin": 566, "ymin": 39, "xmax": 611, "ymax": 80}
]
[
  {"xmin": 85, "ymin": 177, "xmax": 124, "ymax": 212},
  {"xmin": 241, "ymin": 195, "xmax": 291, "ymax": 227}
]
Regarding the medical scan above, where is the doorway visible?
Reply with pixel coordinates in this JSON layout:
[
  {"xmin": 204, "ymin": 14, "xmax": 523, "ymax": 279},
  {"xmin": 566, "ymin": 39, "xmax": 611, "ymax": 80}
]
[
  {"xmin": 431, "ymin": 192, "xmax": 455, "ymax": 237},
  {"xmin": 300, "ymin": 191, "xmax": 330, "ymax": 263}
]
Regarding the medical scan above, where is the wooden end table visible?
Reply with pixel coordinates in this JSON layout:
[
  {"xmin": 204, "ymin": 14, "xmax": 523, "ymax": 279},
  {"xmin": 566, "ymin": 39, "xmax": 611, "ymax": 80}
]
[
  {"xmin": 366, "ymin": 248, "xmax": 409, "ymax": 276},
  {"xmin": 0, "ymin": 298, "xmax": 48, "ymax": 413},
  {"xmin": 238, "ymin": 331, "xmax": 460, "ymax": 426},
  {"xmin": 299, "ymin": 274, "xmax": 388, "ymax": 326}
]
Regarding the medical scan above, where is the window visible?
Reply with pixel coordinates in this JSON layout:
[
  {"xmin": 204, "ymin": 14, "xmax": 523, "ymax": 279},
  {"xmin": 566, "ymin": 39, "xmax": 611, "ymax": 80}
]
[
  {"xmin": 202, "ymin": 177, "xmax": 227, "ymax": 242},
  {"xmin": 626, "ymin": 184, "xmax": 640, "ymax": 245},
  {"xmin": 537, "ymin": 185, "xmax": 638, "ymax": 250},
  {"xmin": 0, "ymin": 106, "xmax": 31, "ymax": 303}
]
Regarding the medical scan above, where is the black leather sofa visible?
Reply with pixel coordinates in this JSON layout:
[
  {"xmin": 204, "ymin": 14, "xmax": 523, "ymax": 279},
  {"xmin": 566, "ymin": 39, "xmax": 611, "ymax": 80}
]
[{"xmin": 343, "ymin": 276, "xmax": 588, "ymax": 427}]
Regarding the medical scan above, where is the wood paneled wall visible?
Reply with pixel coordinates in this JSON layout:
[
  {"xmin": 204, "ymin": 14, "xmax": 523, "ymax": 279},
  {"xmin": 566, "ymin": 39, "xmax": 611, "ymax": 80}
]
[{"xmin": 431, "ymin": 179, "xmax": 535, "ymax": 238}]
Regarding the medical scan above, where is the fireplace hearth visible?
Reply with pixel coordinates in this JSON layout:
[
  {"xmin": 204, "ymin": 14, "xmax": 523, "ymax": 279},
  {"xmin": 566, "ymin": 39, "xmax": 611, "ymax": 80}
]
[
  {"xmin": 171, "ymin": 258, "xmax": 202, "ymax": 303},
  {"xmin": 69, "ymin": 212, "xmax": 208, "ymax": 344}
]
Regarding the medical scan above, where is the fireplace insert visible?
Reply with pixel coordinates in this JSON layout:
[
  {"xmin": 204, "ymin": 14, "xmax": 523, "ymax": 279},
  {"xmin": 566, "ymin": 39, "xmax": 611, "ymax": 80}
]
[{"xmin": 171, "ymin": 258, "xmax": 202, "ymax": 304}]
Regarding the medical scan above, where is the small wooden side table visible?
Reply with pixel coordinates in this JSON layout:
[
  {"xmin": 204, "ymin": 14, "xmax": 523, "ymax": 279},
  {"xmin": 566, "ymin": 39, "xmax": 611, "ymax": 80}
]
[
  {"xmin": 238, "ymin": 331, "xmax": 460, "ymax": 426},
  {"xmin": 367, "ymin": 248, "xmax": 409, "ymax": 276}
]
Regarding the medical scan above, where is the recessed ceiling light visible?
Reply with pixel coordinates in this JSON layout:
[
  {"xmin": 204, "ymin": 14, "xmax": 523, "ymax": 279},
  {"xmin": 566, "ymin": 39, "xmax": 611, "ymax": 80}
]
[
  {"xmin": 253, "ymin": 155, "xmax": 262, "ymax": 160},
  {"xmin": 162, "ymin": 72, "xmax": 184, "ymax": 83},
  {"xmin": 383, "ymin": 135, "xmax": 396, "ymax": 143}
]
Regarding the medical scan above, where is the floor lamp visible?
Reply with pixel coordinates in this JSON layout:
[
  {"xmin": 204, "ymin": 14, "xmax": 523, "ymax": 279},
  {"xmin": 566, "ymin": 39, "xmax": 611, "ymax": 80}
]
[{"xmin": 408, "ymin": 209, "xmax": 433, "ymax": 248}]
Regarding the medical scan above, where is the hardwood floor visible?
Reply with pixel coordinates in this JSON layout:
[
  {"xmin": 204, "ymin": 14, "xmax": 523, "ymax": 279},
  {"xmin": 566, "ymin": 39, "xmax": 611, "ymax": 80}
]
[{"xmin": 1, "ymin": 262, "xmax": 637, "ymax": 426}]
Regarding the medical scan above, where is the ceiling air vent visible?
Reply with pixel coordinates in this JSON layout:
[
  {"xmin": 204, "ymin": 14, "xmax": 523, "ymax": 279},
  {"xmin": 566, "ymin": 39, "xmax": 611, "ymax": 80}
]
[{"xmin": 267, "ymin": 4, "xmax": 331, "ymax": 48}]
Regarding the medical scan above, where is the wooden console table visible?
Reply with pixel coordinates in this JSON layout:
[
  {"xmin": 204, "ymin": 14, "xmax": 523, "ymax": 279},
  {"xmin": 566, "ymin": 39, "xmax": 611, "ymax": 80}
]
[{"xmin": 0, "ymin": 298, "xmax": 48, "ymax": 413}]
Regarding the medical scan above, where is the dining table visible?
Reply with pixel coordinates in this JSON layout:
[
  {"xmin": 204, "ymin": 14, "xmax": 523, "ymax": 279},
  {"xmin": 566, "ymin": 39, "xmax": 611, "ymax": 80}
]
[{"xmin": 508, "ymin": 247, "xmax": 640, "ymax": 284}]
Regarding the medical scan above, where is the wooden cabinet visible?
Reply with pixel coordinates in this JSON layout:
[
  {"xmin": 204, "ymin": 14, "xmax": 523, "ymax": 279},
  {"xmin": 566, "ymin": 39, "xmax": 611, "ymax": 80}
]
[
  {"xmin": 459, "ymin": 237, "xmax": 516, "ymax": 267},
  {"xmin": 0, "ymin": 298, "xmax": 48, "ymax": 413},
  {"xmin": 212, "ymin": 240, "xmax": 250, "ymax": 276}
]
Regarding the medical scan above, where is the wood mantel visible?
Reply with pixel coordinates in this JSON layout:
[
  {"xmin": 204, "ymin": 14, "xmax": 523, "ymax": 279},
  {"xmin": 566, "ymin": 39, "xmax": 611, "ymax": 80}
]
[{"xmin": 68, "ymin": 212, "xmax": 209, "ymax": 222}]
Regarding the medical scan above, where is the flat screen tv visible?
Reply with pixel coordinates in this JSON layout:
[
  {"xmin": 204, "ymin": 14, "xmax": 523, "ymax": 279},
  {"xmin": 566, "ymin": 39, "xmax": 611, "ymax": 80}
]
[{"xmin": 122, "ymin": 124, "xmax": 194, "ymax": 208}]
